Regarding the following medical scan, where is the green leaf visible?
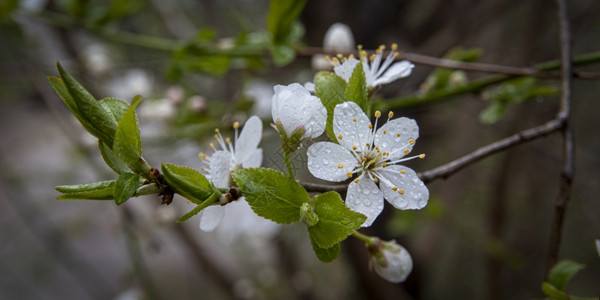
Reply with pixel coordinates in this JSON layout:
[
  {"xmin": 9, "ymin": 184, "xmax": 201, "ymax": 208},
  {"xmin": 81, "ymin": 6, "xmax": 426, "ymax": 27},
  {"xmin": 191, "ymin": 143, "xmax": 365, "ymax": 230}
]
[
  {"xmin": 267, "ymin": 0, "xmax": 307, "ymax": 43},
  {"xmin": 541, "ymin": 282, "xmax": 570, "ymax": 300},
  {"xmin": 55, "ymin": 180, "xmax": 115, "ymax": 193},
  {"xmin": 307, "ymin": 191, "xmax": 366, "ymax": 249},
  {"xmin": 99, "ymin": 140, "xmax": 131, "ymax": 174},
  {"xmin": 161, "ymin": 163, "xmax": 214, "ymax": 204},
  {"xmin": 99, "ymin": 97, "xmax": 129, "ymax": 123},
  {"xmin": 271, "ymin": 44, "xmax": 296, "ymax": 66},
  {"xmin": 56, "ymin": 63, "xmax": 118, "ymax": 148},
  {"xmin": 547, "ymin": 260, "xmax": 585, "ymax": 291},
  {"xmin": 232, "ymin": 168, "xmax": 309, "ymax": 224},
  {"xmin": 177, "ymin": 192, "xmax": 221, "ymax": 222},
  {"xmin": 310, "ymin": 239, "xmax": 341, "ymax": 263},
  {"xmin": 314, "ymin": 71, "xmax": 348, "ymax": 141},
  {"xmin": 344, "ymin": 62, "xmax": 368, "ymax": 112},
  {"xmin": 56, "ymin": 180, "xmax": 116, "ymax": 200},
  {"xmin": 113, "ymin": 96, "xmax": 142, "ymax": 166},
  {"xmin": 114, "ymin": 173, "xmax": 141, "ymax": 205}
]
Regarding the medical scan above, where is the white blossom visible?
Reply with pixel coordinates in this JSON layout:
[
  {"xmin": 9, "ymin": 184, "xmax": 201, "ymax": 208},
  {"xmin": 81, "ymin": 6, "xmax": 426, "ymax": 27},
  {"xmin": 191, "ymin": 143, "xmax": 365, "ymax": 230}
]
[
  {"xmin": 369, "ymin": 240, "xmax": 413, "ymax": 283},
  {"xmin": 332, "ymin": 44, "xmax": 414, "ymax": 88},
  {"xmin": 312, "ymin": 23, "xmax": 355, "ymax": 71},
  {"xmin": 307, "ymin": 102, "xmax": 429, "ymax": 226},
  {"xmin": 271, "ymin": 83, "xmax": 327, "ymax": 140},
  {"xmin": 198, "ymin": 116, "xmax": 268, "ymax": 232}
]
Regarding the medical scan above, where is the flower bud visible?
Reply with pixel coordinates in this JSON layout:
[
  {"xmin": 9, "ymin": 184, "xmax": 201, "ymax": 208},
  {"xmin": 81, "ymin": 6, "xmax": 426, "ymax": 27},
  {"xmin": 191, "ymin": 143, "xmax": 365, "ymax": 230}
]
[
  {"xmin": 271, "ymin": 83, "xmax": 327, "ymax": 140},
  {"xmin": 368, "ymin": 240, "xmax": 413, "ymax": 283}
]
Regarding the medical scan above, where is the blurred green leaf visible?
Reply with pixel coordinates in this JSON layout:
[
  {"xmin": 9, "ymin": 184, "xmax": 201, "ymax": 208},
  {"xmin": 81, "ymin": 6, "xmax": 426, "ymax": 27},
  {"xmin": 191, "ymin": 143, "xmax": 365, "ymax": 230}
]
[
  {"xmin": 55, "ymin": 180, "xmax": 116, "ymax": 200},
  {"xmin": 99, "ymin": 140, "xmax": 131, "ymax": 174},
  {"xmin": 56, "ymin": 180, "xmax": 115, "ymax": 193},
  {"xmin": 113, "ymin": 96, "xmax": 142, "ymax": 166},
  {"xmin": 541, "ymin": 282, "xmax": 570, "ymax": 300},
  {"xmin": 161, "ymin": 163, "xmax": 214, "ymax": 204},
  {"xmin": 271, "ymin": 44, "xmax": 295, "ymax": 66},
  {"xmin": 0, "ymin": 0, "xmax": 18, "ymax": 23},
  {"xmin": 420, "ymin": 47, "xmax": 482, "ymax": 94},
  {"xmin": 267, "ymin": 0, "xmax": 307, "ymax": 44},
  {"xmin": 232, "ymin": 168, "xmax": 309, "ymax": 224},
  {"xmin": 114, "ymin": 173, "xmax": 141, "ymax": 205},
  {"xmin": 314, "ymin": 71, "xmax": 348, "ymax": 141},
  {"xmin": 307, "ymin": 191, "xmax": 366, "ymax": 249},
  {"xmin": 547, "ymin": 260, "xmax": 585, "ymax": 291},
  {"xmin": 344, "ymin": 62, "xmax": 369, "ymax": 112},
  {"xmin": 311, "ymin": 239, "xmax": 341, "ymax": 263}
]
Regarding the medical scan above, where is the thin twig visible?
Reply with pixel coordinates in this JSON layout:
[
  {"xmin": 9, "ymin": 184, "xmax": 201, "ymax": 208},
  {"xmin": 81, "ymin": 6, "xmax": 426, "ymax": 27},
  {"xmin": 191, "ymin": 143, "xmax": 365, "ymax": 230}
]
[{"xmin": 545, "ymin": 0, "xmax": 575, "ymax": 275}]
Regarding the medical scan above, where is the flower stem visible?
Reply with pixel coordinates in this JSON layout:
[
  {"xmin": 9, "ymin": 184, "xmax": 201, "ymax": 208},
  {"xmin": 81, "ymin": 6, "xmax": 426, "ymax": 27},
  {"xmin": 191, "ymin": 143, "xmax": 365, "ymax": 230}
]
[
  {"xmin": 284, "ymin": 151, "xmax": 295, "ymax": 180},
  {"xmin": 352, "ymin": 231, "xmax": 378, "ymax": 246}
]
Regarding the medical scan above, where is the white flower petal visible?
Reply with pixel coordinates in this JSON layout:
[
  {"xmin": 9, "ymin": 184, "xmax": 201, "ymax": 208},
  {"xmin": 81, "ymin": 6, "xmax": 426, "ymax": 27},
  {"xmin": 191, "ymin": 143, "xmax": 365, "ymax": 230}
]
[
  {"xmin": 333, "ymin": 58, "xmax": 360, "ymax": 82},
  {"xmin": 323, "ymin": 23, "xmax": 355, "ymax": 52},
  {"xmin": 304, "ymin": 81, "xmax": 315, "ymax": 93},
  {"xmin": 271, "ymin": 83, "xmax": 327, "ymax": 139},
  {"xmin": 304, "ymin": 101, "xmax": 327, "ymax": 139},
  {"xmin": 199, "ymin": 205, "xmax": 225, "ymax": 231},
  {"xmin": 380, "ymin": 165, "xmax": 429, "ymax": 210},
  {"xmin": 241, "ymin": 148, "xmax": 262, "ymax": 168},
  {"xmin": 307, "ymin": 142, "xmax": 357, "ymax": 182},
  {"xmin": 333, "ymin": 102, "xmax": 372, "ymax": 152},
  {"xmin": 372, "ymin": 60, "xmax": 414, "ymax": 87},
  {"xmin": 374, "ymin": 117, "xmax": 419, "ymax": 160},
  {"xmin": 372, "ymin": 242, "xmax": 413, "ymax": 283},
  {"xmin": 235, "ymin": 115, "xmax": 262, "ymax": 164},
  {"xmin": 209, "ymin": 151, "xmax": 233, "ymax": 188},
  {"xmin": 346, "ymin": 175, "xmax": 384, "ymax": 227}
]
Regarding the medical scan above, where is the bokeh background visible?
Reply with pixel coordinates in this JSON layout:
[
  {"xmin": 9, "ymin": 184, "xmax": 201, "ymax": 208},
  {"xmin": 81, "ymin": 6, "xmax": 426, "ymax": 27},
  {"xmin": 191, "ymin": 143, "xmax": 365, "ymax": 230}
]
[{"xmin": 0, "ymin": 0, "xmax": 599, "ymax": 299}]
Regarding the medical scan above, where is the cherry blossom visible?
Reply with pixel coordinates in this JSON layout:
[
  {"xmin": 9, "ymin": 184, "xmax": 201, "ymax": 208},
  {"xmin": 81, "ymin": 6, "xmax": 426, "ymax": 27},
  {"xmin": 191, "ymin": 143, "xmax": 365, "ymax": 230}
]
[
  {"xmin": 369, "ymin": 240, "xmax": 413, "ymax": 283},
  {"xmin": 307, "ymin": 101, "xmax": 429, "ymax": 226},
  {"xmin": 271, "ymin": 83, "xmax": 327, "ymax": 140}
]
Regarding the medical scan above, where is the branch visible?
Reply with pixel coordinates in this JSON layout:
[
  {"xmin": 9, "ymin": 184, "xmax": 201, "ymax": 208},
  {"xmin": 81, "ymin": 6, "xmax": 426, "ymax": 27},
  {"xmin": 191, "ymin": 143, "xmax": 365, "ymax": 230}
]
[{"xmin": 546, "ymin": 0, "xmax": 575, "ymax": 274}]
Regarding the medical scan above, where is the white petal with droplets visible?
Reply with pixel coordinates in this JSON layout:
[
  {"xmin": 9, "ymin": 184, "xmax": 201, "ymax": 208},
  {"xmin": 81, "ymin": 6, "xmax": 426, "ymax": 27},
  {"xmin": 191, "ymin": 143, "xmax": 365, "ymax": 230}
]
[
  {"xmin": 199, "ymin": 205, "xmax": 225, "ymax": 231},
  {"xmin": 307, "ymin": 142, "xmax": 357, "ymax": 182},
  {"xmin": 333, "ymin": 102, "xmax": 372, "ymax": 151},
  {"xmin": 346, "ymin": 175, "xmax": 384, "ymax": 227},
  {"xmin": 235, "ymin": 115, "xmax": 262, "ymax": 164},
  {"xmin": 380, "ymin": 165, "xmax": 429, "ymax": 210},
  {"xmin": 372, "ymin": 61, "xmax": 414, "ymax": 87},
  {"xmin": 241, "ymin": 148, "xmax": 262, "ymax": 168},
  {"xmin": 272, "ymin": 83, "xmax": 327, "ymax": 139},
  {"xmin": 333, "ymin": 58, "xmax": 360, "ymax": 82},
  {"xmin": 374, "ymin": 117, "xmax": 419, "ymax": 160},
  {"xmin": 209, "ymin": 151, "xmax": 233, "ymax": 188}
]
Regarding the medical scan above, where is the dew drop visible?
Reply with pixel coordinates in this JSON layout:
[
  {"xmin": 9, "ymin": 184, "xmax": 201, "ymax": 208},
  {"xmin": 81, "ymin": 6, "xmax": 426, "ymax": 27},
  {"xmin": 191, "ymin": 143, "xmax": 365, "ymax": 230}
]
[
  {"xmin": 363, "ymin": 199, "xmax": 371, "ymax": 207},
  {"xmin": 322, "ymin": 158, "xmax": 329, "ymax": 165},
  {"xmin": 362, "ymin": 188, "xmax": 370, "ymax": 195}
]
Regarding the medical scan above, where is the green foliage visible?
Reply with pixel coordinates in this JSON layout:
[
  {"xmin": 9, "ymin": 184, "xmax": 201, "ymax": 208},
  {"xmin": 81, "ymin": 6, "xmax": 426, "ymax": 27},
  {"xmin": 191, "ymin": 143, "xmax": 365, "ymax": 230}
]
[
  {"xmin": 55, "ymin": 180, "xmax": 116, "ymax": 200},
  {"xmin": 314, "ymin": 71, "xmax": 348, "ymax": 141},
  {"xmin": 161, "ymin": 163, "xmax": 215, "ymax": 205},
  {"xmin": 344, "ymin": 62, "xmax": 369, "ymax": 113},
  {"xmin": 419, "ymin": 47, "xmax": 482, "ymax": 94},
  {"xmin": 113, "ymin": 96, "xmax": 143, "ymax": 168},
  {"xmin": 307, "ymin": 191, "xmax": 366, "ymax": 249},
  {"xmin": 480, "ymin": 77, "xmax": 559, "ymax": 124},
  {"xmin": 267, "ymin": 0, "xmax": 306, "ymax": 44},
  {"xmin": 232, "ymin": 168, "xmax": 309, "ymax": 224},
  {"xmin": 99, "ymin": 141, "xmax": 131, "ymax": 174},
  {"xmin": 311, "ymin": 239, "xmax": 341, "ymax": 263},
  {"xmin": 271, "ymin": 44, "xmax": 296, "ymax": 66},
  {"xmin": 114, "ymin": 173, "xmax": 141, "ymax": 205},
  {"xmin": 547, "ymin": 260, "xmax": 585, "ymax": 291},
  {"xmin": 0, "ymin": 0, "xmax": 18, "ymax": 23},
  {"xmin": 177, "ymin": 192, "xmax": 221, "ymax": 222}
]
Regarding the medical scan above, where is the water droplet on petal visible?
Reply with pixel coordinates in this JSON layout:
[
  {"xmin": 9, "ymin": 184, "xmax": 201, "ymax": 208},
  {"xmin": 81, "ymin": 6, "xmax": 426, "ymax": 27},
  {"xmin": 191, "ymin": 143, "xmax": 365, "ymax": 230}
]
[{"xmin": 322, "ymin": 158, "xmax": 329, "ymax": 165}]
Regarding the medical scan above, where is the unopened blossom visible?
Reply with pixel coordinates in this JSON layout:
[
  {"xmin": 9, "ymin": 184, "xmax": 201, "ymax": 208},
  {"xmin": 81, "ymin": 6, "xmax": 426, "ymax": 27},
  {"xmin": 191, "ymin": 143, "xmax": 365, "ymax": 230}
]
[
  {"xmin": 271, "ymin": 83, "xmax": 327, "ymax": 140},
  {"xmin": 198, "ymin": 116, "xmax": 265, "ymax": 231},
  {"xmin": 332, "ymin": 44, "xmax": 414, "ymax": 88},
  {"xmin": 307, "ymin": 101, "xmax": 429, "ymax": 226},
  {"xmin": 368, "ymin": 240, "xmax": 413, "ymax": 283},
  {"xmin": 312, "ymin": 23, "xmax": 355, "ymax": 71}
]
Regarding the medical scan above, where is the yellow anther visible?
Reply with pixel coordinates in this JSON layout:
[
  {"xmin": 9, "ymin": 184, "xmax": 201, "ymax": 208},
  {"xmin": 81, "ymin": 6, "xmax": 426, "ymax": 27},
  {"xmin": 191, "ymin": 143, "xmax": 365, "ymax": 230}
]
[
  {"xmin": 397, "ymin": 133, "xmax": 401, "ymax": 137},
  {"xmin": 346, "ymin": 171, "xmax": 353, "ymax": 178},
  {"xmin": 391, "ymin": 43, "xmax": 398, "ymax": 51},
  {"xmin": 332, "ymin": 57, "xmax": 340, "ymax": 65},
  {"xmin": 393, "ymin": 52, "xmax": 399, "ymax": 57},
  {"xmin": 374, "ymin": 111, "xmax": 381, "ymax": 118},
  {"xmin": 215, "ymin": 128, "xmax": 220, "ymax": 133},
  {"xmin": 360, "ymin": 50, "xmax": 368, "ymax": 58},
  {"xmin": 213, "ymin": 134, "xmax": 219, "ymax": 139},
  {"xmin": 376, "ymin": 45, "xmax": 385, "ymax": 53},
  {"xmin": 354, "ymin": 178, "xmax": 360, "ymax": 183},
  {"xmin": 357, "ymin": 45, "xmax": 363, "ymax": 51},
  {"xmin": 373, "ymin": 177, "xmax": 379, "ymax": 183},
  {"xmin": 336, "ymin": 53, "xmax": 343, "ymax": 59},
  {"xmin": 366, "ymin": 143, "xmax": 370, "ymax": 147},
  {"xmin": 337, "ymin": 163, "xmax": 344, "ymax": 169},
  {"xmin": 392, "ymin": 186, "xmax": 398, "ymax": 191},
  {"xmin": 352, "ymin": 145, "xmax": 357, "ymax": 150},
  {"xmin": 369, "ymin": 54, "xmax": 377, "ymax": 61},
  {"xmin": 337, "ymin": 134, "xmax": 343, "ymax": 139},
  {"xmin": 382, "ymin": 162, "xmax": 387, "ymax": 167},
  {"xmin": 388, "ymin": 111, "xmax": 394, "ymax": 118},
  {"xmin": 233, "ymin": 121, "xmax": 240, "ymax": 129},
  {"xmin": 419, "ymin": 153, "xmax": 426, "ymax": 159},
  {"xmin": 403, "ymin": 149, "xmax": 410, "ymax": 154},
  {"xmin": 325, "ymin": 55, "xmax": 331, "ymax": 61},
  {"xmin": 400, "ymin": 169, "xmax": 406, "ymax": 174},
  {"xmin": 398, "ymin": 188, "xmax": 405, "ymax": 195},
  {"xmin": 209, "ymin": 143, "xmax": 215, "ymax": 149},
  {"xmin": 375, "ymin": 146, "xmax": 380, "ymax": 151},
  {"xmin": 352, "ymin": 118, "xmax": 357, "ymax": 122},
  {"xmin": 362, "ymin": 157, "xmax": 367, "ymax": 162},
  {"xmin": 225, "ymin": 137, "xmax": 231, "ymax": 143},
  {"xmin": 348, "ymin": 54, "xmax": 355, "ymax": 59},
  {"xmin": 383, "ymin": 130, "xmax": 387, "ymax": 134},
  {"xmin": 368, "ymin": 124, "xmax": 373, "ymax": 129},
  {"xmin": 409, "ymin": 139, "xmax": 415, "ymax": 145}
]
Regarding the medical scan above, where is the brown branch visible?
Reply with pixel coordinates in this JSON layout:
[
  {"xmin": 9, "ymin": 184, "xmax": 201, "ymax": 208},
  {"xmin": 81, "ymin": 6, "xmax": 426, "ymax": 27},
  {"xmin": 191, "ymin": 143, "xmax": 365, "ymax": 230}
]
[
  {"xmin": 546, "ymin": 0, "xmax": 575, "ymax": 275},
  {"xmin": 298, "ymin": 47, "xmax": 600, "ymax": 79}
]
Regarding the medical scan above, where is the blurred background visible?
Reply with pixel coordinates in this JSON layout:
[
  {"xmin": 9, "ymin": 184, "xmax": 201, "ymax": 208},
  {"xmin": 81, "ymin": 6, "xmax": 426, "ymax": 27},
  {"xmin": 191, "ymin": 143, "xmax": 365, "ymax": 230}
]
[{"xmin": 0, "ymin": 0, "xmax": 599, "ymax": 299}]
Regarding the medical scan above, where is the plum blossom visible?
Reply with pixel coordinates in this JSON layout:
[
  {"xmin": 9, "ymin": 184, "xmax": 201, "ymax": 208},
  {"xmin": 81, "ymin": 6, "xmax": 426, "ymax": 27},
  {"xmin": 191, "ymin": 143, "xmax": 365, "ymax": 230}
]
[
  {"xmin": 368, "ymin": 240, "xmax": 413, "ymax": 283},
  {"xmin": 332, "ymin": 44, "xmax": 414, "ymax": 88},
  {"xmin": 312, "ymin": 23, "xmax": 355, "ymax": 71},
  {"xmin": 198, "ymin": 116, "xmax": 269, "ymax": 231},
  {"xmin": 307, "ymin": 101, "xmax": 429, "ymax": 226},
  {"xmin": 271, "ymin": 83, "xmax": 327, "ymax": 140}
]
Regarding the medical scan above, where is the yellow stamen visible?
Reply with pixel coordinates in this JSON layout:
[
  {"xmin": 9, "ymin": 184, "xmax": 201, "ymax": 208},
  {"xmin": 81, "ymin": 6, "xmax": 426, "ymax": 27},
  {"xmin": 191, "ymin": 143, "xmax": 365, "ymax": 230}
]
[
  {"xmin": 403, "ymin": 149, "xmax": 410, "ymax": 154},
  {"xmin": 352, "ymin": 118, "xmax": 357, "ymax": 122},
  {"xmin": 419, "ymin": 154, "xmax": 426, "ymax": 159},
  {"xmin": 209, "ymin": 143, "xmax": 215, "ymax": 149},
  {"xmin": 337, "ymin": 134, "xmax": 343, "ymax": 139},
  {"xmin": 373, "ymin": 178, "xmax": 379, "ymax": 183},
  {"xmin": 368, "ymin": 124, "xmax": 373, "ymax": 129},
  {"xmin": 352, "ymin": 145, "xmax": 357, "ymax": 150},
  {"xmin": 346, "ymin": 171, "xmax": 353, "ymax": 178},
  {"xmin": 213, "ymin": 134, "xmax": 219, "ymax": 139},
  {"xmin": 397, "ymin": 133, "xmax": 401, "ymax": 137},
  {"xmin": 354, "ymin": 178, "xmax": 360, "ymax": 183},
  {"xmin": 233, "ymin": 121, "xmax": 240, "ymax": 129},
  {"xmin": 409, "ymin": 139, "xmax": 415, "ymax": 145},
  {"xmin": 362, "ymin": 157, "xmax": 367, "ymax": 162},
  {"xmin": 366, "ymin": 143, "xmax": 370, "ymax": 147},
  {"xmin": 398, "ymin": 188, "xmax": 405, "ymax": 195},
  {"xmin": 337, "ymin": 163, "xmax": 344, "ymax": 169},
  {"xmin": 383, "ymin": 130, "xmax": 387, "ymax": 134},
  {"xmin": 392, "ymin": 186, "xmax": 398, "ymax": 191},
  {"xmin": 369, "ymin": 54, "xmax": 377, "ymax": 61},
  {"xmin": 400, "ymin": 169, "xmax": 406, "ymax": 174},
  {"xmin": 391, "ymin": 43, "xmax": 398, "ymax": 51},
  {"xmin": 336, "ymin": 53, "xmax": 343, "ymax": 59},
  {"xmin": 325, "ymin": 55, "xmax": 331, "ymax": 61},
  {"xmin": 374, "ymin": 111, "xmax": 381, "ymax": 118},
  {"xmin": 382, "ymin": 162, "xmax": 387, "ymax": 167},
  {"xmin": 388, "ymin": 111, "xmax": 394, "ymax": 118},
  {"xmin": 225, "ymin": 137, "xmax": 231, "ymax": 143}
]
